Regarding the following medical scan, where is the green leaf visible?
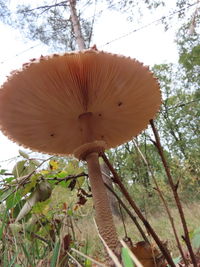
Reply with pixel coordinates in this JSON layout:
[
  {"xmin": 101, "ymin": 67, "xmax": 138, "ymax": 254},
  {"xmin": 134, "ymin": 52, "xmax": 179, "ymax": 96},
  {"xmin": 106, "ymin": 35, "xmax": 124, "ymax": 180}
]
[
  {"xmin": 19, "ymin": 150, "xmax": 29, "ymax": 159},
  {"xmin": 12, "ymin": 160, "xmax": 37, "ymax": 178},
  {"xmin": 21, "ymin": 174, "xmax": 39, "ymax": 196},
  {"xmin": 50, "ymin": 186, "xmax": 69, "ymax": 209},
  {"xmin": 64, "ymin": 160, "xmax": 84, "ymax": 176},
  {"xmin": 31, "ymin": 159, "xmax": 40, "ymax": 166},
  {"xmin": 0, "ymin": 169, "xmax": 7, "ymax": 175},
  {"xmin": 122, "ymin": 247, "xmax": 134, "ymax": 267},
  {"xmin": 32, "ymin": 198, "xmax": 51, "ymax": 216},
  {"xmin": 12, "ymin": 199, "xmax": 26, "ymax": 219},
  {"xmin": 6, "ymin": 191, "xmax": 22, "ymax": 209},
  {"xmin": 0, "ymin": 188, "xmax": 14, "ymax": 203},
  {"xmin": 12, "ymin": 160, "xmax": 27, "ymax": 177},
  {"xmin": 57, "ymin": 171, "xmax": 68, "ymax": 178},
  {"xmin": 4, "ymin": 176, "xmax": 15, "ymax": 183},
  {"xmin": 50, "ymin": 240, "xmax": 60, "ymax": 267}
]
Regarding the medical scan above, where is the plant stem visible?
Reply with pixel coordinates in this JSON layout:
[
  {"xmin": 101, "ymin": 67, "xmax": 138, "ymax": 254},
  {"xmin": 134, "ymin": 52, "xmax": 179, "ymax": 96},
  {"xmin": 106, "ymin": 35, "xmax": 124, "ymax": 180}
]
[
  {"xmin": 101, "ymin": 152, "xmax": 176, "ymax": 267},
  {"xmin": 150, "ymin": 119, "xmax": 197, "ymax": 266}
]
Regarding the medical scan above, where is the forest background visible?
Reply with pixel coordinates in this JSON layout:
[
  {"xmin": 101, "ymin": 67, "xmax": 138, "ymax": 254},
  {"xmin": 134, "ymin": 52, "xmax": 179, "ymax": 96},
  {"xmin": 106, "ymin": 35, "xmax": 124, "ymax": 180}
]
[{"xmin": 0, "ymin": 0, "xmax": 199, "ymax": 266}]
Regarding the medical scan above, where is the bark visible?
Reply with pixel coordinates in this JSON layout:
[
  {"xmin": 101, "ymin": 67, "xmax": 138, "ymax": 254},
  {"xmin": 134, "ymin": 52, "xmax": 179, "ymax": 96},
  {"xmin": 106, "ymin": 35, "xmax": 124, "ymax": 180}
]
[{"xmin": 68, "ymin": 0, "xmax": 86, "ymax": 50}]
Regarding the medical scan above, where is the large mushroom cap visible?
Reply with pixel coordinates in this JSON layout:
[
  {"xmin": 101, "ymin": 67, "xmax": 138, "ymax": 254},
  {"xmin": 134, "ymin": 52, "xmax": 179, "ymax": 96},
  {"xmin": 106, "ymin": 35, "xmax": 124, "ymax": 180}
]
[{"xmin": 0, "ymin": 49, "xmax": 161, "ymax": 155}]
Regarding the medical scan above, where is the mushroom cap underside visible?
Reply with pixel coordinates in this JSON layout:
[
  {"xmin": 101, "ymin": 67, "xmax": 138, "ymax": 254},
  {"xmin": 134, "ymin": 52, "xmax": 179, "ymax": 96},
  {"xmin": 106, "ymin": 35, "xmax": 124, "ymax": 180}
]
[{"xmin": 0, "ymin": 50, "xmax": 161, "ymax": 155}]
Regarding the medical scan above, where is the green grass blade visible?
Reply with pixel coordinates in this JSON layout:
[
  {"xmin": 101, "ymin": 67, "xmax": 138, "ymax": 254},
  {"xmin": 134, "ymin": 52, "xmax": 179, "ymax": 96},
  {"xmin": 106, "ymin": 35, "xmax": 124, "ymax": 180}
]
[
  {"xmin": 21, "ymin": 243, "xmax": 34, "ymax": 266},
  {"xmin": 3, "ymin": 247, "xmax": 9, "ymax": 266},
  {"xmin": 122, "ymin": 247, "xmax": 135, "ymax": 267},
  {"xmin": 8, "ymin": 253, "xmax": 17, "ymax": 267},
  {"xmin": 50, "ymin": 240, "xmax": 60, "ymax": 267}
]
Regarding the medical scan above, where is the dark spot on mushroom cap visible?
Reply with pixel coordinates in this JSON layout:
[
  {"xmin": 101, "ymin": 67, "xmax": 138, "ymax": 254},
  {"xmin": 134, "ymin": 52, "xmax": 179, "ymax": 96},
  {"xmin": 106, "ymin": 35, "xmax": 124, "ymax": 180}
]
[
  {"xmin": 50, "ymin": 133, "xmax": 55, "ymax": 137},
  {"xmin": 101, "ymin": 135, "xmax": 104, "ymax": 139},
  {"xmin": 98, "ymin": 113, "xmax": 102, "ymax": 117},
  {"xmin": 118, "ymin": 101, "xmax": 123, "ymax": 106}
]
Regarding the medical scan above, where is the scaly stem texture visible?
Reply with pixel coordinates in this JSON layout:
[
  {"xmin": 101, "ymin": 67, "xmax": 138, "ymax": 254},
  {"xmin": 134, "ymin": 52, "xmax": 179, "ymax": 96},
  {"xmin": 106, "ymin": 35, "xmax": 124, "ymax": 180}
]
[
  {"xmin": 86, "ymin": 152, "xmax": 119, "ymax": 251},
  {"xmin": 104, "ymin": 183, "xmax": 149, "ymax": 243},
  {"xmin": 102, "ymin": 152, "xmax": 176, "ymax": 267},
  {"xmin": 150, "ymin": 119, "xmax": 197, "ymax": 266}
]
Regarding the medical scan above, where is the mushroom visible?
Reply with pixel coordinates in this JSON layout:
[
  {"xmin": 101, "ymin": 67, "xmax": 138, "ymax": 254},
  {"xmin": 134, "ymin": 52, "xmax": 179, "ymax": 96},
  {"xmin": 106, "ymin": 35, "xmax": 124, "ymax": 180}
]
[{"xmin": 0, "ymin": 49, "xmax": 161, "ymax": 252}]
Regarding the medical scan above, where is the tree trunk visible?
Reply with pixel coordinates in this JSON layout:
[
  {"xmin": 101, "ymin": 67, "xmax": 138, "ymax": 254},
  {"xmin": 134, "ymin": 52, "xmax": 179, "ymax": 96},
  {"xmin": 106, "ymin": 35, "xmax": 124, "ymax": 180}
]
[{"xmin": 68, "ymin": 0, "xmax": 86, "ymax": 50}]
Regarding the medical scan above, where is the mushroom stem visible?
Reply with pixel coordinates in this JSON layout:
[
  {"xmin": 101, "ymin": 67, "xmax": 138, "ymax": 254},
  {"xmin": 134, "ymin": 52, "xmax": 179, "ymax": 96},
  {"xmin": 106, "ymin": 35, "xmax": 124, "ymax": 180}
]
[{"xmin": 85, "ymin": 152, "xmax": 119, "ymax": 251}]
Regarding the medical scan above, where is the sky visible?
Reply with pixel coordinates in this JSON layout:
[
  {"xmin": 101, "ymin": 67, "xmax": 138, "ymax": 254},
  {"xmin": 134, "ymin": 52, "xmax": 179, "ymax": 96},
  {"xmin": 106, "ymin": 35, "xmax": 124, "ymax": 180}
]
[{"xmin": 0, "ymin": 0, "xmax": 188, "ymax": 170}]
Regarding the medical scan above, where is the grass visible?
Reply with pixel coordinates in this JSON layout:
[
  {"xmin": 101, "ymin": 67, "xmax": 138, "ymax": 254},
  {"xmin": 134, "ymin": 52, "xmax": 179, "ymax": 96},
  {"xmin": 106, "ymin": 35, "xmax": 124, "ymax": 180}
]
[
  {"xmin": 1, "ymin": 200, "xmax": 200, "ymax": 266},
  {"xmin": 75, "ymin": 202, "xmax": 200, "ymax": 259}
]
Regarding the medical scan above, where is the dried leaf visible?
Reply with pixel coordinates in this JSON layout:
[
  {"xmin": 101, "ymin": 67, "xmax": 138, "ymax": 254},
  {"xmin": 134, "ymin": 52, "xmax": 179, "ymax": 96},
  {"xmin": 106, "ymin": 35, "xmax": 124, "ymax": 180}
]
[
  {"xmin": 131, "ymin": 241, "xmax": 163, "ymax": 267},
  {"xmin": 63, "ymin": 234, "xmax": 71, "ymax": 251},
  {"xmin": 68, "ymin": 179, "xmax": 76, "ymax": 191},
  {"xmin": 78, "ymin": 188, "xmax": 92, "ymax": 198},
  {"xmin": 76, "ymin": 195, "xmax": 87, "ymax": 206}
]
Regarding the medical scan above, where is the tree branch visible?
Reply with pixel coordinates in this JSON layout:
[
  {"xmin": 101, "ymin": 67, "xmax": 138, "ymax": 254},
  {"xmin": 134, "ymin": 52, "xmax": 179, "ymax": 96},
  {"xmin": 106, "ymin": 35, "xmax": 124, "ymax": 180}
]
[
  {"xmin": 150, "ymin": 119, "xmax": 197, "ymax": 266},
  {"xmin": 101, "ymin": 152, "xmax": 175, "ymax": 267}
]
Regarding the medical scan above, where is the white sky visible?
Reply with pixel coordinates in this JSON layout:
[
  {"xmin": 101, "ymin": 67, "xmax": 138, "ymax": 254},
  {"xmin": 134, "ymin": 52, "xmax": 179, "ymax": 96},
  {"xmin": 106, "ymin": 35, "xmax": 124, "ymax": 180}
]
[{"xmin": 0, "ymin": 1, "xmax": 185, "ymax": 169}]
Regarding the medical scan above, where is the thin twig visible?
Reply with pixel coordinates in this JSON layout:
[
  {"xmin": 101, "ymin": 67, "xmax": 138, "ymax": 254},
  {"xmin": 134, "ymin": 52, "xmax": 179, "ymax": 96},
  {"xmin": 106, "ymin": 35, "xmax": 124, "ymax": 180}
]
[
  {"xmin": 47, "ymin": 172, "xmax": 88, "ymax": 184},
  {"xmin": 132, "ymin": 139, "xmax": 188, "ymax": 266},
  {"xmin": 28, "ymin": 231, "xmax": 50, "ymax": 245},
  {"xmin": 20, "ymin": 1, "xmax": 67, "ymax": 13},
  {"xmin": 104, "ymin": 183, "xmax": 149, "ymax": 243},
  {"xmin": 71, "ymin": 247, "xmax": 106, "ymax": 267},
  {"xmin": 118, "ymin": 202, "xmax": 128, "ymax": 237},
  {"xmin": 67, "ymin": 252, "xmax": 83, "ymax": 267},
  {"xmin": 150, "ymin": 119, "xmax": 197, "ymax": 266},
  {"xmin": 0, "ymin": 157, "xmax": 53, "ymax": 203},
  {"xmin": 101, "ymin": 152, "xmax": 176, "ymax": 267}
]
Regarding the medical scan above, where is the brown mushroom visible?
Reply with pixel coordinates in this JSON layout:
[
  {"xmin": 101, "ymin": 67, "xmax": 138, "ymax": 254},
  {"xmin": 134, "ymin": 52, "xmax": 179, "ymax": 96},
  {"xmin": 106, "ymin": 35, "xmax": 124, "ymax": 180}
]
[{"xmin": 0, "ymin": 49, "xmax": 161, "ymax": 252}]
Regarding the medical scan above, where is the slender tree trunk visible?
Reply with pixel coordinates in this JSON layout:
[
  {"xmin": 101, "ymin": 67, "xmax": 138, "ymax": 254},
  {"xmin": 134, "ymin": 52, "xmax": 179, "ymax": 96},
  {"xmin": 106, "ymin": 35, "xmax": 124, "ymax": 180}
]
[{"xmin": 68, "ymin": 0, "xmax": 86, "ymax": 50}]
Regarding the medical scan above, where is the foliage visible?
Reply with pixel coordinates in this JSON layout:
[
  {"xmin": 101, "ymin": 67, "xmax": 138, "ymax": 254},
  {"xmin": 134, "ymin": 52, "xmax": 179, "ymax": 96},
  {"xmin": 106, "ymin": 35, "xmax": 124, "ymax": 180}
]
[
  {"xmin": 0, "ymin": 153, "xmax": 95, "ymax": 266},
  {"xmin": 0, "ymin": 0, "xmax": 95, "ymax": 52},
  {"xmin": 0, "ymin": 0, "xmax": 199, "ymax": 265}
]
